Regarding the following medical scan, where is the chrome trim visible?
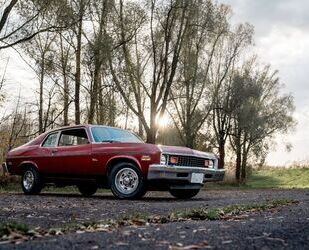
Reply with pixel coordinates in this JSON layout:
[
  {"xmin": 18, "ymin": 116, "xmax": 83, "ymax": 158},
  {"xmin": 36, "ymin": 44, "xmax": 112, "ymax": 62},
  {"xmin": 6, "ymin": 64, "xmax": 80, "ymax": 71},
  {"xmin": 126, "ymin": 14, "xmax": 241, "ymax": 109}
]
[
  {"xmin": 22, "ymin": 170, "xmax": 35, "ymax": 190},
  {"xmin": 8, "ymin": 151, "xmax": 150, "ymax": 159},
  {"xmin": 161, "ymin": 152, "xmax": 216, "ymax": 159},
  {"xmin": 160, "ymin": 152, "xmax": 218, "ymax": 169},
  {"xmin": 148, "ymin": 164, "xmax": 225, "ymax": 183},
  {"xmin": 40, "ymin": 127, "xmax": 91, "ymax": 148},
  {"xmin": 115, "ymin": 167, "xmax": 139, "ymax": 194},
  {"xmin": 2, "ymin": 162, "xmax": 8, "ymax": 173}
]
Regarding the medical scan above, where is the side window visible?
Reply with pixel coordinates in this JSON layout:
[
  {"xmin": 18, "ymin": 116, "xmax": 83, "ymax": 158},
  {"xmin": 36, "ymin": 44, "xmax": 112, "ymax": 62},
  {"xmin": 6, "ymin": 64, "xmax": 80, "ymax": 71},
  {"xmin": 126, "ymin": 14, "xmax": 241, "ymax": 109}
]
[
  {"xmin": 58, "ymin": 129, "xmax": 89, "ymax": 146},
  {"xmin": 42, "ymin": 132, "xmax": 58, "ymax": 148}
]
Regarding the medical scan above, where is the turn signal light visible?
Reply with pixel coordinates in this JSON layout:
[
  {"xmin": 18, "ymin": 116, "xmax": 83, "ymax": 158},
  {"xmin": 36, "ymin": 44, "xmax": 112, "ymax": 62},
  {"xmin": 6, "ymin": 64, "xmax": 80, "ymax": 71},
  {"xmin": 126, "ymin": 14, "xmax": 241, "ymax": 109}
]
[
  {"xmin": 141, "ymin": 155, "xmax": 151, "ymax": 161},
  {"xmin": 205, "ymin": 160, "xmax": 214, "ymax": 168},
  {"xmin": 170, "ymin": 156, "xmax": 178, "ymax": 164}
]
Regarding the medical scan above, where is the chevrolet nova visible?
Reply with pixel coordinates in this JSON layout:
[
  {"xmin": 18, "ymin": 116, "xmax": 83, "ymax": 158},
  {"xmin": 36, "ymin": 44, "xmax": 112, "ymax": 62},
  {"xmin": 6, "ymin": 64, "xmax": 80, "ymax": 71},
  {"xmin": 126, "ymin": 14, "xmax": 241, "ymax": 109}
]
[{"xmin": 2, "ymin": 125, "xmax": 225, "ymax": 199}]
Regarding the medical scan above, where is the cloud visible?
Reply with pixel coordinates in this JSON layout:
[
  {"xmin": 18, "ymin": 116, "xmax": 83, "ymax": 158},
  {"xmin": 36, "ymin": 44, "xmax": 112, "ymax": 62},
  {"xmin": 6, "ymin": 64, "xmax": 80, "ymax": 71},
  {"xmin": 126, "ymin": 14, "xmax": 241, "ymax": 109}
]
[
  {"xmin": 221, "ymin": 0, "xmax": 309, "ymax": 36},
  {"xmin": 268, "ymin": 107, "xmax": 309, "ymax": 166},
  {"xmin": 220, "ymin": 0, "xmax": 309, "ymax": 165}
]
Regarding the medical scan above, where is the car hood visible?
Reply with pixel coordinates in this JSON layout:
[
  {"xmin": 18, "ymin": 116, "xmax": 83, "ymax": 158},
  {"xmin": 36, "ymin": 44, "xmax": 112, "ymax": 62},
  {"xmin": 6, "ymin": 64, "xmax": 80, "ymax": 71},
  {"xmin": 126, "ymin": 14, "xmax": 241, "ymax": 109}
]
[{"xmin": 158, "ymin": 145, "xmax": 216, "ymax": 159}]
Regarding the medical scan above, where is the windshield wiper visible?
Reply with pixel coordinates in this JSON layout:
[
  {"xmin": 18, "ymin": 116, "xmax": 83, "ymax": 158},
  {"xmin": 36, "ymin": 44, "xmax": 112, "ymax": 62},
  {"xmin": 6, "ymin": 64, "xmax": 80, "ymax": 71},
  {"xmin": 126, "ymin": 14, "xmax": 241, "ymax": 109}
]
[{"xmin": 101, "ymin": 140, "xmax": 121, "ymax": 143}]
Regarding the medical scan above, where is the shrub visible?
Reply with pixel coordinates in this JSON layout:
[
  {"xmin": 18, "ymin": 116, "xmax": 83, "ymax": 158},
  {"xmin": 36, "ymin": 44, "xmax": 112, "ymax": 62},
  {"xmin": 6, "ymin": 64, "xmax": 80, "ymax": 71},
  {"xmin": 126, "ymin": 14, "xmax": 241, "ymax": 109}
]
[{"xmin": 0, "ymin": 173, "xmax": 19, "ymax": 187}]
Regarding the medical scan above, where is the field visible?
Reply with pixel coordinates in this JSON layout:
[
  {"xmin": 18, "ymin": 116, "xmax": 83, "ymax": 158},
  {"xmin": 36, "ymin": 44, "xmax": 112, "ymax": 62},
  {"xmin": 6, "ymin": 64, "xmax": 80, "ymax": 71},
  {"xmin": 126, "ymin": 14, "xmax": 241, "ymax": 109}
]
[
  {"xmin": 246, "ymin": 167, "xmax": 309, "ymax": 189},
  {"xmin": 205, "ymin": 167, "xmax": 309, "ymax": 190}
]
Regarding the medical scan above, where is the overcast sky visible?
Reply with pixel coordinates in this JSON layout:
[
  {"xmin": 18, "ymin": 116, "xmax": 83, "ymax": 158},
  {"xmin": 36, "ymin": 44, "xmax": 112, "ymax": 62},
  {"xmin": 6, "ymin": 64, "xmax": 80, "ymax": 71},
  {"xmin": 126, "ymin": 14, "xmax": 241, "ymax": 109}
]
[
  {"xmin": 219, "ymin": 0, "xmax": 309, "ymax": 165},
  {"xmin": 1, "ymin": 0, "xmax": 309, "ymax": 166}
]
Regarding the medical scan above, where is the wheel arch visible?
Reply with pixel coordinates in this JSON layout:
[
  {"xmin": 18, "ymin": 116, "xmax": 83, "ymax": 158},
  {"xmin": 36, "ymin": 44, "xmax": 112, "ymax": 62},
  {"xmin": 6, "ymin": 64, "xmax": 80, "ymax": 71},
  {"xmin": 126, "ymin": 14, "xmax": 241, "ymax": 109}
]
[
  {"xmin": 106, "ymin": 156, "xmax": 142, "ymax": 176},
  {"xmin": 18, "ymin": 161, "xmax": 39, "ymax": 172}
]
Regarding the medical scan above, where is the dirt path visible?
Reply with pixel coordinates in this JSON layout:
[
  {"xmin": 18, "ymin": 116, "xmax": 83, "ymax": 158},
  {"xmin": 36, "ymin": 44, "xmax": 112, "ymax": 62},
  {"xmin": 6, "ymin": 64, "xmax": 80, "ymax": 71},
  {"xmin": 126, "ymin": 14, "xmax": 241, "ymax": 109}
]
[{"xmin": 0, "ymin": 189, "xmax": 308, "ymax": 249}]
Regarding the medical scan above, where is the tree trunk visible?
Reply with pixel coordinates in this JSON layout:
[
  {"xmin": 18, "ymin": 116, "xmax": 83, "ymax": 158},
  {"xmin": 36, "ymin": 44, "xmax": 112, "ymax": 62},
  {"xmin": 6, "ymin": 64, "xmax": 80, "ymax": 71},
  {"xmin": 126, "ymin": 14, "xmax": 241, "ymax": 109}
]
[
  {"xmin": 59, "ymin": 34, "xmax": 69, "ymax": 126},
  {"xmin": 88, "ymin": 67, "xmax": 99, "ymax": 124},
  {"xmin": 146, "ymin": 127, "xmax": 157, "ymax": 144},
  {"xmin": 98, "ymin": 76, "xmax": 104, "ymax": 124},
  {"xmin": 147, "ymin": 98, "xmax": 157, "ymax": 143},
  {"xmin": 218, "ymin": 138, "xmax": 225, "ymax": 169},
  {"xmin": 38, "ymin": 54, "xmax": 45, "ymax": 134},
  {"xmin": 138, "ymin": 119, "xmax": 143, "ymax": 138},
  {"xmin": 147, "ymin": 109, "xmax": 157, "ymax": 143},
  {"xmin": 185, "ymin": 129, "xmax": 194, "ymax": 148},
  {"xmin": 74, "ymin": 5, "xmax": 83, "ymax": 125},
  {"xmin": 63, "ymin": 75, "xmax": 69, "ymax": 126},
  {"xmin": 235, "ymin": 147, "xmax": 241, "ymax": 183},
  {"xmin": 240, "ymin": 143, "xmax": 248, "ymax": 183}
]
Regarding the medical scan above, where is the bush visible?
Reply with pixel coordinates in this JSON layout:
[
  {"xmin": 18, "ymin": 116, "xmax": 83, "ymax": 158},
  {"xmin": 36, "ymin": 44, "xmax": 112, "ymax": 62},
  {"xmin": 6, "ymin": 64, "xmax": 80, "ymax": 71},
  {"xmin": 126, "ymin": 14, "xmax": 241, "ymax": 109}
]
[{"xmin": 0, "ymin": 173, "xmax": 19, "ymax": 187}]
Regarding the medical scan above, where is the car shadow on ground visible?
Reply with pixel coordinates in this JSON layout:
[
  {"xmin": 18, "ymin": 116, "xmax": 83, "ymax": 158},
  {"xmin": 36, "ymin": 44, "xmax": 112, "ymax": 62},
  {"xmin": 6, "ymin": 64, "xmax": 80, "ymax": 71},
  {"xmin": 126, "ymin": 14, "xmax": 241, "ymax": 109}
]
[{"xmin": 12, "ymin": 192, "xmax": 207, "ymax": 202}]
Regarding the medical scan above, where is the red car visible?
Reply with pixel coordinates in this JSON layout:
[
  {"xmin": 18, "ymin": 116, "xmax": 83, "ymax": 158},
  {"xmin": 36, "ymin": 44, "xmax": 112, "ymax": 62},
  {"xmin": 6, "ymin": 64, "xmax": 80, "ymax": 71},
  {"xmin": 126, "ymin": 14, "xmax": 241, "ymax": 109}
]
[{"xmin": 2, "ymin": 125, "xmax": 225, "ymax": 199}]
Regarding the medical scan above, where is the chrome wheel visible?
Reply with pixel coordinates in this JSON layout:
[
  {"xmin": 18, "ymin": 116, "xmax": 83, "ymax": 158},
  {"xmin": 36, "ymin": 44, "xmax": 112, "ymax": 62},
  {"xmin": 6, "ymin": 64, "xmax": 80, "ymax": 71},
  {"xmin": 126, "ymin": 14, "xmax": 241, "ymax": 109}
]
[
  {"xmin": 23, "ymin": 170, "xmax": 34, "ymax": 190},
  {"xmin": 115, "ymin": 167, "xmax": 139, "ymax": 194}
]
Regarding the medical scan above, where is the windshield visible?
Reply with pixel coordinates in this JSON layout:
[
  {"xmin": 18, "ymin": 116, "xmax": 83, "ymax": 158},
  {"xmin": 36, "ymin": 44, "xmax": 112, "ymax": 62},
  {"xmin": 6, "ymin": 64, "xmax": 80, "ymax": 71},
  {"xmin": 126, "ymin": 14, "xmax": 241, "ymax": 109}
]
[{"xmin": 91, "ymin": 127, "xmax": 143, "ymax": 143}]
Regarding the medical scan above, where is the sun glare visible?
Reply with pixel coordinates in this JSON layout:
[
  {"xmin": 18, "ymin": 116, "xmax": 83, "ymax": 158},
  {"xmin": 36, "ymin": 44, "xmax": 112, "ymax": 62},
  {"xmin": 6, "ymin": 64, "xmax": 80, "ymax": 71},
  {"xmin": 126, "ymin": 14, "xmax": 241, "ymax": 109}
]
[{"xmin": 156, "ymin": 114, "xmax": 169, "ymax": 128}]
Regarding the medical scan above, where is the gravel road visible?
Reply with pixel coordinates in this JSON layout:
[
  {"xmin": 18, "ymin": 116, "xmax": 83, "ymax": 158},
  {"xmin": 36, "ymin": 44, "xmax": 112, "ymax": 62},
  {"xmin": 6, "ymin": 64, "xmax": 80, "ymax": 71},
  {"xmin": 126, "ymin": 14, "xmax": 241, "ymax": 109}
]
[{"xmin": 0, "ymin": 189, "xmax": 308, "ymax": 249}]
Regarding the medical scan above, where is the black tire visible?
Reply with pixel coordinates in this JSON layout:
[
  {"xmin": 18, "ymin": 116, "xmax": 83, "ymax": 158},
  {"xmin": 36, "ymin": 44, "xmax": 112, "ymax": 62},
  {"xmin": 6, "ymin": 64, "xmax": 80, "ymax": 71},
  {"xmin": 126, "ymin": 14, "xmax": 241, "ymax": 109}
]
[
  {"xmin": 169, "ymin": 189, "xmax": 200, "ymax": 199},
  {"xmin": 21, "ymin": 166, "xmax": 43, "ymax": 195},
  {"xmin": 77, "ymin": 183, "xmax": 98, "ymax": 196},
  {"xmin": 109, "ymin": 162, "xmax": 146, "ymax": 199}
]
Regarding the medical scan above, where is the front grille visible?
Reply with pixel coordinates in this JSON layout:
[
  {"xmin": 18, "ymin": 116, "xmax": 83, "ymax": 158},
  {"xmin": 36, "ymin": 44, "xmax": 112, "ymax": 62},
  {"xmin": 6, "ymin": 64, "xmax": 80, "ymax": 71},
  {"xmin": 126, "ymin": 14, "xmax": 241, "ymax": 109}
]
[{"xmin": 166, "ymin": 154, "xmax": 212, "ymax": 168}]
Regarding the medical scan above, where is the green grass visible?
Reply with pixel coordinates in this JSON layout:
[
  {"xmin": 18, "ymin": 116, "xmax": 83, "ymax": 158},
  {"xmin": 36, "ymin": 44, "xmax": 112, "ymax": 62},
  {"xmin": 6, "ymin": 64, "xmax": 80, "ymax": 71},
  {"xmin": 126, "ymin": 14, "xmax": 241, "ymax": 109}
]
[
  {"xmin": 246, "ymin": 168, "xmax": 309, "ymax": 189},
  {"xmin": 207, "ymin": 167, "xmax": 309, "ymax": 189},
  {"xmin": 0, "ymin": 222, "xmax": 29, "ymax": 237}
]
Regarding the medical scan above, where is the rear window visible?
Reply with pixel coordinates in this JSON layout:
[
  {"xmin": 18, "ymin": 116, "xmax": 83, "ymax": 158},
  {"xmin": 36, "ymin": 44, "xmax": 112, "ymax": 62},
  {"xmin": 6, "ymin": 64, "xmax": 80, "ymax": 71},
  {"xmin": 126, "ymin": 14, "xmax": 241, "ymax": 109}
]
[{"xmin": 58, "ymin": 129, "xmax": 89, "ymax": 146}]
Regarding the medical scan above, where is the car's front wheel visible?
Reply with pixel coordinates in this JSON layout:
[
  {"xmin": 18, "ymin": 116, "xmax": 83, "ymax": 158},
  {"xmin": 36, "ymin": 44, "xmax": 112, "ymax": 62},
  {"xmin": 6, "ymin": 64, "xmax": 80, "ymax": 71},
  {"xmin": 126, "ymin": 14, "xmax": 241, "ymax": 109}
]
[
  {"xmin": 109, "ymin": 162, "xmax": 146, "ymax": 199},
  {"xmin": 21, "ymin": 167, "xmax": 43, "ymax": 195},
  {"xmin": 169, "ymin": 188, "xmax": 200, "ymax": 199},
  {"xmin": 77, "ymin": 183, "xmax": 98, "ymax": 196}
]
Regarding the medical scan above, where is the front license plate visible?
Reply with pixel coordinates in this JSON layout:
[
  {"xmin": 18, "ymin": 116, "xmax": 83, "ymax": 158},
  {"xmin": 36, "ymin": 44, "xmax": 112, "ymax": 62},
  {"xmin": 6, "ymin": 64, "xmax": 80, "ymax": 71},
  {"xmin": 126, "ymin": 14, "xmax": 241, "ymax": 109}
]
[{"xmin": 191, "ymin": 173, "xmax": 204, "ymax": 183}]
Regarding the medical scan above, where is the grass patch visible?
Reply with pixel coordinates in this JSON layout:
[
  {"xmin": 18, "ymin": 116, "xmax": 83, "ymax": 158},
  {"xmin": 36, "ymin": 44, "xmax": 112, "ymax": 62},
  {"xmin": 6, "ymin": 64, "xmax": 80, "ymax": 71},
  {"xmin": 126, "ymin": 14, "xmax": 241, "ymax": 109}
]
[
  {"xmin": 0, "ymin": 222, "xmax": 29, "ymax": 237},
  {"xmin": 206, "ymin": 167, "xmax": 309, "ymax": 189},
  {"xmin": 111, "ymin": 198, "xmax": 296, "ymax": 226},
  {"xmin": 246, "ymin": 168, "xmax": 309, "ymax": 189}
]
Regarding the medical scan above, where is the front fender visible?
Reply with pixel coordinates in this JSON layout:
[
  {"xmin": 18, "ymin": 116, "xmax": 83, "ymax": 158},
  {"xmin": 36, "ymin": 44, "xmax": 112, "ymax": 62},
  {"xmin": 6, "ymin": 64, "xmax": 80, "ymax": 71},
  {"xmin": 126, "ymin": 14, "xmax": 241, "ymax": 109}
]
[
  {"xmin": 18, "ymin": 160, "xmax": 39, "ymax": 171},
  {"xmin": 105, "ymin": 155, "xmax": 143, "ymax": 174}
]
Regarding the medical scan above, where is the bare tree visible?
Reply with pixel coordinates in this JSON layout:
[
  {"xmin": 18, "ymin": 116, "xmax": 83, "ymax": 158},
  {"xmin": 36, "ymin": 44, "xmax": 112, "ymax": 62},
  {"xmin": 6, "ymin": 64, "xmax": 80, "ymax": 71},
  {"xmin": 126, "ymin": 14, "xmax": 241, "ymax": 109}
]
[
  {"xmin": 59, "ymin": 33, "xmax": 72, "ymax": 125},
  {"xmin": 0, "ymin": 0, "xmax": 69, "ymax": 50},
  {"xmin": 169, "ymin": 2, "xmax": 230, "ymax": 148},
  {"xmin": 108, "ymin": 0, "xmax": 191, "ymax": 143},
  {"xmin": 87, "ymin": 0, "xmax": 111, "ymax": 124},
  {"xmin": 21, "ymin": 29, "xmax": 57, "ymax": 133}
]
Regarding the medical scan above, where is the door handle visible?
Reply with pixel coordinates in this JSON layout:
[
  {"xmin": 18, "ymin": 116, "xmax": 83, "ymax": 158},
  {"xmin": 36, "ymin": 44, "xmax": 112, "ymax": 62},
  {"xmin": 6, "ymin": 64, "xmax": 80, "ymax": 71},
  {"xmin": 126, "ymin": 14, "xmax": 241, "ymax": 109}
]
[{"xmin": 51, "ymin": 149, "xmax": 58, "ymax": 155}]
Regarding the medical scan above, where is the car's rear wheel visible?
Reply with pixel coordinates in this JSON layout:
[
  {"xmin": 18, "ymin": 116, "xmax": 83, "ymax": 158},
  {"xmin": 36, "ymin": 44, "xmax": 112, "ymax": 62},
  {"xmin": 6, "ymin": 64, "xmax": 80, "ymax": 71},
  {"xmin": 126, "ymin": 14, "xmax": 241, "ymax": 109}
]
[
  {"xmin": 169, "ymin": 189, "xmax": 200, "ymax": 199},
  {"xmin": 77, "ymin": 183, "xmax": 98, "ymax": 196},
  {"xmin": 21, "ymin": 167, "xmax": 43, "ymax": 195},
  {"xmin": 109, "ymin": 162, "xmax": 146, "ymax": 199}
]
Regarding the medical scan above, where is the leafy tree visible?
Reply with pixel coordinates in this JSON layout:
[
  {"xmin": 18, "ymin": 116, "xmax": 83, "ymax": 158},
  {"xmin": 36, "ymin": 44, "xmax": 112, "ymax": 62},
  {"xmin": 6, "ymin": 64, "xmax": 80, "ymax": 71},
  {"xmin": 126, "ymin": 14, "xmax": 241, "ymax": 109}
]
[{"xmin": 229, "ymin": 61, "xmax": 295, "ymax": 183}]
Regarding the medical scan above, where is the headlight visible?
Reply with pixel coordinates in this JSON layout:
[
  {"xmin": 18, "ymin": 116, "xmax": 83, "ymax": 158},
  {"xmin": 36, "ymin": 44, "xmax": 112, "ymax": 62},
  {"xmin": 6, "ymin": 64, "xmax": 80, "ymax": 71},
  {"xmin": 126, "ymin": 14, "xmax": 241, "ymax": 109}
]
[
  {"xmin": 160, "ymin": 154, "xmax": 167, "ymax": 165},
  {"xmin": 208, "ymin": 160, "xmax": 214, "ymax": 168}
]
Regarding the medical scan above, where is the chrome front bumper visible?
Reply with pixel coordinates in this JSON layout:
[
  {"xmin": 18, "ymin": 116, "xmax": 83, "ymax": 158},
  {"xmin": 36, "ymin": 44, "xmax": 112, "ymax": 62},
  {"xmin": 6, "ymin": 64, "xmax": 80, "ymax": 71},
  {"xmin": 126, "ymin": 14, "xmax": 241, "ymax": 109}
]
[
  {"xmin": 147, "ymin": 164, "xmax": 225, "ymax": 183},
  {"xmin": 2, "ymin": 162, "xmax": 8, "ymax": 174}
]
